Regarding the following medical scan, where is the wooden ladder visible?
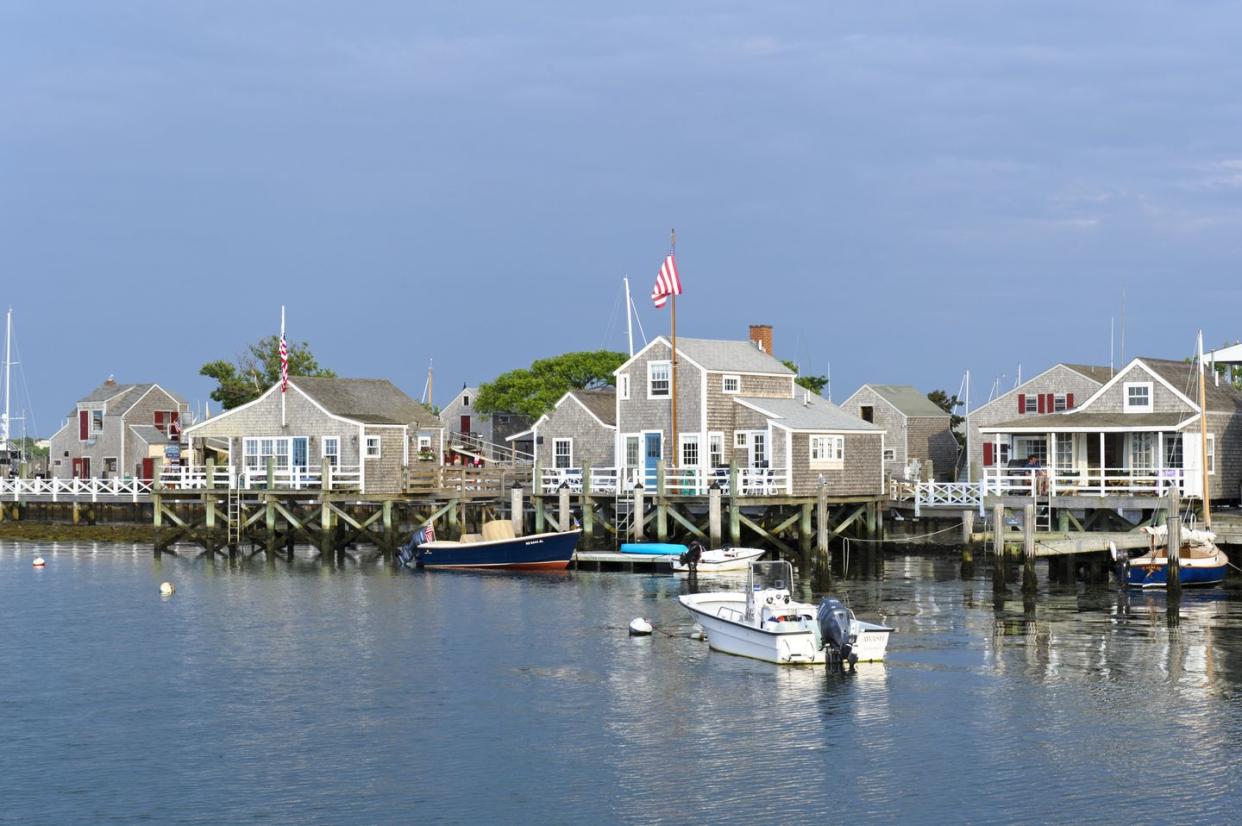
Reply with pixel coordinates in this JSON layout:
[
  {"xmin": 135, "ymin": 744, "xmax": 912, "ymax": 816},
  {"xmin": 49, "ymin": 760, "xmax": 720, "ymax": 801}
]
[{"xmin": 226, "ymin": 486, "xmax": 241, "ymax": 545}]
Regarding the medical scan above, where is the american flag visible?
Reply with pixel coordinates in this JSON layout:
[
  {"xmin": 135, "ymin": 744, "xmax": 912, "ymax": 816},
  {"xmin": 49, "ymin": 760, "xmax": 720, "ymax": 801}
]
[
  {"xmin": 651, "ymin": 252, "xmax": 681, "ymax": 308},
  {"xmin": 279, "ymin": 332, "xmax": 288, "ymax": 392}
]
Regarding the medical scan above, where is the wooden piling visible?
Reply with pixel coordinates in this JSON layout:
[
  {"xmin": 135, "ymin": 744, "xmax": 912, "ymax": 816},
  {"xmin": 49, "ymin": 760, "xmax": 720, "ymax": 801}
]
[
  {"xmin": 558, "ymin": 485, "xmax": 571, "ymax": 533},
  {"xmin": 1167, "ymin": 487, "xmax": 1182, "ymax": 601},
  {"xmin": 510, "ymin": 486, "xmax": 524, "ymax": 537},
  {"xmin": 799, "ymin": 502, "xmax": 813, "ymax": 558},
  {"xmin": 656, "ymin": 463, "xmax": 668, "ymax": 542},
  {"xmin": 961, "ymin": 509, "xmax": 975, "ymax": 575},
  {"xmin": 1022, "ymin": 503, "xmax": 1037, "ymax": 596},
  {"xmin": 708, "ymin": 485, "xmax": 722, "ymax": 548},
  {"xmin": 992, "ymin": 503, "xmax": 1007, "ymax": 593},
  {"xmin": 632, "ymin": 484, "xmax": 644, "ymax": 542},
  {"xmin": 728, "ymin": 465, "xmax": 740, "ymax": 546},
  {"xmin": 580, "ymin": 467, "xmax": 593, "ymax": 542}
]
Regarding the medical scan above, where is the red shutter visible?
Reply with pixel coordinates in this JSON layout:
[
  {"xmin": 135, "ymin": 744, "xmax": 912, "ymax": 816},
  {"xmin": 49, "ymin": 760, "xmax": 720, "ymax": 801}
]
[
  {"xmin": 983, "ymin": 443, "xmax": 994, "ymax": 466},
  {"xmin": 1017, "ymin": 394, "xmax": 1026, "ymax": 414},
  {"xmin": 1046, "ymin": 393, "xmax": 1054, "ymax": 412},
  {"xmin": 1037, "ymin": 394, "xmax": 1045, "ymax": 414},
  {"xmin": 79, "ymin": 410, "xmax": 89, "ymax": 441},
  {"xmin": 1066, "ymin": 393, "xmax": 1074, "ymax": 409},
  {"xmin": 154, "ymin": 411, "xmax": 164, "ymax": 432}
]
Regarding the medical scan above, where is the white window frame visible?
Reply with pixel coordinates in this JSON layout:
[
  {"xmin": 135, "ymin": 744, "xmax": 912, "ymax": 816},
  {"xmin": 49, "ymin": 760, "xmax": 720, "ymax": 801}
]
[
  {"xmin": 322, "ymin": 436, "xmax": 340, "ymax": 462},
  {"xmin": 679, "ymin": 433, "xmax": 700, "ymax": 468},
  {"xmin": 1023, "ymin": 395, "xmax": 1037, "ymax": 414},
  {"xmin": 882, "ymin": 448, "xmax": 896, "ymax": 462},
  {"xmin": 623, "ymin": 434, "xmax": 641, "ymax": 469},
  {"xmin": 708, "ymin": 432, "xmax": 724, "ymax": 468},
  {"xmin": 1208, "ymin": 433, "xmax": 1216, "ymax": 476},
  {"xmin": 1129, "ymin": 432, "xmax": 1155, "ymax": 470},
  {"xmin": 1053, "ymin": 394, "xmax": 1068, "ymax": 412},
  {"xmin": 103, "ymin": 456, "xmax": 118, "ymax": 474},
  {"xmin": 91, "ymin": 408, "xmax": 104, "ymax": 435},
  {"xmin": 243, "ymin": 437, "xmax": 292, "ymax": 470},
  {"xmin": 1124, "ymin": 381, "xmax": 1153, "ymax": 413},
  {"xmin": 647, "ymin": 360, "xmax": 671, "ymax": 399},
  {"xmin": 417, "ymin": 435, "xmax": 432, "ymax": 451},
  {"xmin": 364, "ymin": 435, "xmax": 382, "ymax": 459},
  {"xmin": 618, "ymin": 373, "xmax": 630, "ymax": 401},
  {"xmin": 810, "ymin": 434, "xmax": 845, "ymax": 469},
  {"xmin": 722, "ymin": 374, "xmax": 741, "ymax": 394},
  {"xmin": 750, "ymin": 432, "xmax": 768, "ymax": 468},
  {"xmin": 735, "ymin": 431, "xmax": 748, "ymax": 448},
  {"xmin": 553, "ymin": 437, "xmax": 573, "ymax": 469}
]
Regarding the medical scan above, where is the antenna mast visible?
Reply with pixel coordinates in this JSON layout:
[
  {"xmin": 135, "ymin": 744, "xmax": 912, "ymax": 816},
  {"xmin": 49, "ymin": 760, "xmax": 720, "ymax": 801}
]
[
  {"xmin": 623, "ymin": 277, "xmax": 634, "ymax": 357},
  {"xmin": 2, "ymin": 308, "xmax": 11, "ymax": 451}
]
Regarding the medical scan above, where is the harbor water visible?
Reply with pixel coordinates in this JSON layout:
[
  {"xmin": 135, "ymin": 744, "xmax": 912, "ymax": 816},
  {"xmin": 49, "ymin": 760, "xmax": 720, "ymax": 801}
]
[{"xmin": 3, "ymin": 540, "xmax": 1242, "ymax": 823}]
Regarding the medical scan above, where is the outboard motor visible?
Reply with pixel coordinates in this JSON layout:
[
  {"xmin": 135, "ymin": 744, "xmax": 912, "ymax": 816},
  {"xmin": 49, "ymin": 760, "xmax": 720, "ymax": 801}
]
[
  {"xmin": 396, "ymin": 525, "xmax": 433, "ymax": 568},
  {"xmin": 817, "ymin": 598, "xmax": 858, "ymax": 670},
  {"xmin": 1109, "ymin": 541, "xmax": 1130, "ymax": 586},
  {"xmin": 678, "ymin": 540, "xmax": 705, "ymax": 571}
]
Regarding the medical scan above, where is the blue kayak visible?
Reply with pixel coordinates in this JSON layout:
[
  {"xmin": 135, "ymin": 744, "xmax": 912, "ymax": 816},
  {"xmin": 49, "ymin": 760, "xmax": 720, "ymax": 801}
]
[{"xmin": 619, "ymin": 543, "xmax": 688, "ymax": 556}]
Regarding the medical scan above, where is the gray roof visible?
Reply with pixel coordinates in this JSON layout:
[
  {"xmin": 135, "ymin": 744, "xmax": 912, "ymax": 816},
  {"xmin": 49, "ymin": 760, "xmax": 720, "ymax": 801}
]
[
  {"xmin": 70, "ymin": 381, "xmax": 186, "ymax": 417},
  {"xmin": 985, "ymin": 412, "xmax": 1193, "ymax": 431},
  {"xmin": 1137, "ymin": 358, "xmax": 1242, "ymax": 414},
  {"xmin": 1062, "ymin": 364, "xmax": 1116, "ymax": 384},
  {"xmin": 78, "ymin": 380, "xmax": 143, "ymax": 404},
  {"xmin": 294, "ymin": 377, "xmax": 440, "ymax": 427},
  {"xmin": 567, "ymin": 388, "xmax": 616, "ymax": 426},
  {"xmin": 128, "ymin": 424, "xmax": 170, "ymax": 444},
  {"xmin": 736, "ymin": 394, "xmax": 883, "ymax": 431},
  {"xmin": 676, "ymin": 338, "xmax": 794, "ymax": 375},
  {"xmin": 860, "ymin": 385, "xmax": 948, "ymax": 418}
]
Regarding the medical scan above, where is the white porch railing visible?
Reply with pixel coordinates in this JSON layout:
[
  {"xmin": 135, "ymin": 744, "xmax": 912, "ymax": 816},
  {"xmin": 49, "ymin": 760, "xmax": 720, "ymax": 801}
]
[
  {"xmin": 237, "ymin": 464, "xmax": 363, "ymax": 491},
  {"xmin": 914, "ymin": 481, "xmax": 985, "ymax": 516},
  {"xmin": 0, "ymin": 476, "xmax": 155, "ymax": 502},
  {"xmin": 981, "ymin": 466, "xmax": 1187, "ymax": 498},
  {"xmin": 536, "ymin": 466, "xmax": 788, "ymax": 496}
]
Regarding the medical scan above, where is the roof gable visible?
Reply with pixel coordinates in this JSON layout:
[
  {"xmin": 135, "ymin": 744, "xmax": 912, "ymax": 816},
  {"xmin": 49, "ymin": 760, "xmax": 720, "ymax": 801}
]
[
  {"xmin": 735, "ymin": 394, "xmax": 882, "ymax": 432},
  {"xmin": 850, "ymin": 384, "xmax": 947, "ymax": 418},
  {"xmin": 295, "ymin": 377, "xmax": 439, "ymax": 426}
]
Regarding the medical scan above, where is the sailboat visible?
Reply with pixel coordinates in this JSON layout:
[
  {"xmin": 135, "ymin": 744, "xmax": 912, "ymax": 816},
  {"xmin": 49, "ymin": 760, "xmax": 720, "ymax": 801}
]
[{"xmin": 1124, "ymin": 332, "xmax": 1229, "ymax": 588}]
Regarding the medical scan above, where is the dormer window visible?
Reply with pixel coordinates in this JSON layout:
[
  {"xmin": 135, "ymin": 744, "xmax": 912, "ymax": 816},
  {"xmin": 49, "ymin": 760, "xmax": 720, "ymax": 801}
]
[
  {"xmin": 1124, "ymin": 382, "xmax": 1152, "ymax": 413},
  {"xmin": 91, "ymin": 409, "xmax": 104, "ymax": 434}
]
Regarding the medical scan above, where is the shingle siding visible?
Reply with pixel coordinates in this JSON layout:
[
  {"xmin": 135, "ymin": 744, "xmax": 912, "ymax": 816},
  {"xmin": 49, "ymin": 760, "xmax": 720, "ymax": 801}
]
[
  {"xmin": 1089, "ymin": 364, "xmax": 1195, "ymax": 415},
  {"xmin": 789, "ymin": 432, "xmax": 884, "ymax": 496},
  {"xmin": 840, "ymin": 387, "xmax": 908, "ymax": 479},
  {"xmin": 535, "ymin": 399, "xmax": 615, "ymax": 471},
  {"xmin": 906, "ymin": 416, "xmax": 959, "ymax": 481},
  {"xmin": 48, "ymin": 385, "xmax": 187, "ymax": 479},
  {"xmin": 616, "ymin": 340, "xmax": 700, "ymax": 456},
  {"xmin": 966, "ymin": 365, "xmax": 1107, "ymax": 478}
]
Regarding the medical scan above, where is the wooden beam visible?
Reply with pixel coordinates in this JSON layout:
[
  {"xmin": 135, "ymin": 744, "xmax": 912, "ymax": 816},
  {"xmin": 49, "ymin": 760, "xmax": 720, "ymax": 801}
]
[
  {"xmin": 665, "ymin": 503, "xmax": 705, "ymax": 538},
  {"xmin": 737, "ymin": 512, "xmax": 794, "ymax": 557}
]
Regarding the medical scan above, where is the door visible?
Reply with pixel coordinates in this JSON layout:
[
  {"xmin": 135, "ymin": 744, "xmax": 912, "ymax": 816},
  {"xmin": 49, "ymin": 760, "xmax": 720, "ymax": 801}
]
[
  {"xmin": 460, "ymin": 415, "xmax": 471, "ymax": 436},
  {"xmin": 644, "ymin": 432, "xmax": 662, "ymax": 487},
  {"xmin": 292, "ymin": 437, "xmax": 309, "ymax": 488},
  {"xmin": 749, "ymin": 432, "xmax": 768, "ymax": 469},
  {"xmin": 141, "ymin": 458, "xmax": 154, "ymax": 482},
  {"xmin": 1183, "ymin": 436, "xmax": 1203, "ymax": 498},
  {"xmin": 72, "ymin": 458, "xmax": 83, "ymax": 478},
  {"xmin": 81, "ymin": 457, "xmax": 91, "ymax": 478}
]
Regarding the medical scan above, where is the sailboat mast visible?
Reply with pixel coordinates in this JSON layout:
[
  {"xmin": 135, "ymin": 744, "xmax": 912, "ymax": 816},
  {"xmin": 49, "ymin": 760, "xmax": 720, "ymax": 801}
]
[
  {"xmin": 623, "ymin": 277, "xmax": 634, "ymax": 357},
  {"xmin": 669, "ymin": 230, "xmax": 679, "ymax": 469},
  {"xmin": 2, "ymin": 308, "xmax": 11, "ymax": 450},
  {"xmin": 1199, "ymin": 331, "xmax": 1211, "ymax": 529}
]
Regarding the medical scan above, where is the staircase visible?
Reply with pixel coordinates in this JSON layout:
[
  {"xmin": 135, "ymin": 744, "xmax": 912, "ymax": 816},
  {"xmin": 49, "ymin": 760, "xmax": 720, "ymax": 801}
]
[
  {"xmin": 613, "ymin": 488, "xmax": 633, "ymax": 547},
  {"xmin": 448, "ymin": 431, "xmax": 534, "ymax": 465}
]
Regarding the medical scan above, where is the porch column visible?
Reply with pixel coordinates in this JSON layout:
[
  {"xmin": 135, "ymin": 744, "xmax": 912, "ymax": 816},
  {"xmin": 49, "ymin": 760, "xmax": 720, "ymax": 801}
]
[
  {"xmin": 1049, "ymin": 432, "xmax": 1057, "ymax": 495},
  {"xmin": 1157, "ymin": 432, "xmax": 1165, "ymax": 494},
  {"xmin": 1098, "ymin": 432, "xmax": 1105, "ymax": 494}
]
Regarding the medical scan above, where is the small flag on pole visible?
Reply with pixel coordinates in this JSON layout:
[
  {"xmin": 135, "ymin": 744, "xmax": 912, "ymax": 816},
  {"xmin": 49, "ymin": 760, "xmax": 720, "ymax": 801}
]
[{"xmin": 651, "ymin": 252, "xmax": 681, "ymax": 309}]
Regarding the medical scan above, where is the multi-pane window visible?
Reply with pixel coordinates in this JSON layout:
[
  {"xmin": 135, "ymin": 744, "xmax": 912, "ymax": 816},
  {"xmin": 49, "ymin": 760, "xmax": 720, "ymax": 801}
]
[
  {"xmin": 1164, "ymin": 434, "xmax": 1183, "ymax": 468},
  {"xmin": 883, "ymin": 448, "xmax": 896, "ymax": 461},
  {"xmin": 722, "ymin": 375, "xmax": 740, "ymax": 394},
  {"xmin": 1053, "ymin": 394, "xmax": 1068, "ymax": 412},
  {"xmin": 364, "ymin": 436, "xmax": 381, "ymax": 459},
  {"xmin": 735, "ymin": 431, "xmax": 748, "ymax": 448},
  {"xmin": 91, "ymin": 409, "xmax": 104, "ymax": 434},
  {"xmin": 681, "ymin": 435, "xmax": 699, "ymax": 467},
  {"xmin": 1055, "ymin": 436, "xmax": 1073, "ymax": 470},
  {"xmin": 1129, "ymin": 433, "xmax": 1155, "ymax": 470},
  {"xmin": 1125, "ymin": 382, "xmax": 1152, "ymax": 412},
  {"xmin": 1014, "ymin": 436, "xmax": 1047, "ymax": 464},
  {"xmin": 751, "ymin": 433, "xmax": 767, "ymax": 467},
  {"xmin": 1023, "ymin": 395, "xmax": 1038, "ymax": 414},
  {"xmin": 810, "ymin": 434, "xmax": 844, "ymax": 466},
  {"xmin": 554, "ymin": 438, "xmax": 573, "ymax": 469},
  {"xmin": 708, "ymin": 433, "xmax": 724, "ymax": 468},
  {"xmin": 625, "ymin": 436, "xmax": 640, "ymax": 468},
  {"xmin": 648, "ymin": 361, "xmax": 671, "ymax": 398},
  {"xmin": 244, "ymin": 437, "xmax": 290, "ymax": 470},
  {"xmin": 1208, "ymin": 434, "xmax": 1216, "ymax": 475},
  {"xmin": 323, "ymin": 437, "xmax": 340, "ymax": 465}
]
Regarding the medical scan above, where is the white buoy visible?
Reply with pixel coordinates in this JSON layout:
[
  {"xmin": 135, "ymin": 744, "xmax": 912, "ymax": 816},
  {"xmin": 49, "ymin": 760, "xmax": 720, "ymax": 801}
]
[
  {"xmin": 690, "ymin": 624, "xmax": 705, "ymax": 641},
  {"xmin": 628, "ymin": 617, "xmax": 653, "ymax": 636},
  {"xmin": 159, "ymin": 581, "xmax": 175, "ymax": 596},
  {"xmin": 32, "ymin": 556, "xmax": 45, "ymax": 568}
]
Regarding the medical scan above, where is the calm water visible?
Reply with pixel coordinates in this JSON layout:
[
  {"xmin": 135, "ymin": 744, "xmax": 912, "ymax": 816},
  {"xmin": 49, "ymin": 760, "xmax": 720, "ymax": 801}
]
[{"xmin": 3, "ymin": 541, "xmax": 1242, "ymax": 824}]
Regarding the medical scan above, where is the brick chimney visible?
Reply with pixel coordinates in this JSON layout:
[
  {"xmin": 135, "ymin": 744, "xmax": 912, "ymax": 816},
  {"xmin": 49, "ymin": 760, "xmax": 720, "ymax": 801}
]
[{"xmin": 749, "ymin": 324, "xmax": 773, "ymax": 355}]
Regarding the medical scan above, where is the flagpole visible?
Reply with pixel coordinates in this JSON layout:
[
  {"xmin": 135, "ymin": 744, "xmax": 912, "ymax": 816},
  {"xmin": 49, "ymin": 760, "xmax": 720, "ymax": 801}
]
[
  {"xmin": 669, "ymin": 229, "xmax": 678, "ymax": 469},
  {"xmin": 280, "ymin": 305, "xmax": 286, "ymax": 429}
]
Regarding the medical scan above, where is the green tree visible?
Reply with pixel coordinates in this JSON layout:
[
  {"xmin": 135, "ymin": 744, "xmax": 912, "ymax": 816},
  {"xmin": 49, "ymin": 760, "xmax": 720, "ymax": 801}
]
[
  {"xmin": 476, "ymin": 350, "xmax": 627, "ymax": 418},
  {"xmin": 927, "ymin": 389, "xmax": 966, "ymax": 446},
  {"xmin": 200, "ymin": 335, "xmax": 335, "ymax": 410},
  {"xmin": 781, "ymin": 360, "xmax": 829, "ymax": 396}
]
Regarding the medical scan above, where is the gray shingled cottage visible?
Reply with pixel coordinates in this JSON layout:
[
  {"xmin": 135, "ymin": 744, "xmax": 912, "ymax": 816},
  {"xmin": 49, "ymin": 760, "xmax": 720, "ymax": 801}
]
[
  {"xmin": 439, "ymin": 385, "xmax": 534, "ymax": 461},
  {"xmin": 47, "ymin": 378, "xmax": 189, "ymax": 480},
  {"xmin": 184, "ymin": 376, "xmax": 442, "ymax": 494},
  {"xmin": 839, "ymin": 384, "xmax": 958, "ymax": 482},
  {"xmin": 978, "ymin": 357, "xmax": 1242, "ymax": 502},
  {"xmin": 608, "ymin": 326, "xmax": 884, "ymax": 497},
  {"xmin": 507, "ymin": 388, "xmax": 616, "ymax": 490}
]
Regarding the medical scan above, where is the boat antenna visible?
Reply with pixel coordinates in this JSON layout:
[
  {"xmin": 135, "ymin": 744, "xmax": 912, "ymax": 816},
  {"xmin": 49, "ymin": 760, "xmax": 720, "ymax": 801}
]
[{"xmin": 2, "ymin": 308, "xmax": 11, "ymax": 452}]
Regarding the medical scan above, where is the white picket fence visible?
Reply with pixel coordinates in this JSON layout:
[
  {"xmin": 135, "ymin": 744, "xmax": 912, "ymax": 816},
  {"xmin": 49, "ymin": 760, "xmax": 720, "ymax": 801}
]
[
  {"xmin": 0, "ymin": 463, "xmax": 365, "ymax": 500},
  {"xmin": 538, "ymin": 465, "xmax": 789, "ymax": 496},
  {"xmin": 910, "ymin": 467, "xmax": 1191, "ymax": 516}
]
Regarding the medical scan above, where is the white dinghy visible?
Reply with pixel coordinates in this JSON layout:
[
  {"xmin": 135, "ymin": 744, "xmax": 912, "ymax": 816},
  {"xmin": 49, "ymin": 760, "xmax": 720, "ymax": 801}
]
[
  {"xmin": 678, "ymin": 560, "xmax": 893, "ymax": 666},
  {"xmin": 670, "ymin": 545, "xmax": 765, "ymax": 573}
]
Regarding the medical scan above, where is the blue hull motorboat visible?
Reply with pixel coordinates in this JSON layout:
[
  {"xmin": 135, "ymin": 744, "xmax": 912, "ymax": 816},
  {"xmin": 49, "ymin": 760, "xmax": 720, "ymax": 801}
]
[{"xmin": 398, "ymin": 522, "xmax": 580, "ymax": 571}]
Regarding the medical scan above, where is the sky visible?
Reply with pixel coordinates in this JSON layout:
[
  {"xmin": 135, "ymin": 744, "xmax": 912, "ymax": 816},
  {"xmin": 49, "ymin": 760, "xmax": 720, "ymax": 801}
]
[{"xmin": 3, "ymin": 1, "xmax": 1241, "ymax": 436}]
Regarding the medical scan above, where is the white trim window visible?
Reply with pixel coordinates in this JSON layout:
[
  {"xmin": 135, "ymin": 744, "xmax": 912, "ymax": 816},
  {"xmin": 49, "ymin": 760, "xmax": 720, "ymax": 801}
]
[
  {"xmin": 722, "ymin": 375, "xmax": 741, "ymax": 394},
  {"xmin": 648, "ymin": 361, "xmax": 671, "ymax": 398},
  {"xmin": 810, "ymin": 434, "xmax": 845, "ymax": 468},
  {"xmin": 322, "ymin": 436, "xmax": 340, "ymax": 465},
  {"xmin": 708, "ymin": 432, "xmax": 724, "ymax": 468},
  {"xmin": 91, "ymin": 409, "xmax": 104, "ymax": 434},
  {"xmin": 735, "ymin": 431, "xmax": 748, "ymax": 448},
  {"xmin": 417, "ymin": 435, "xmax": 432, "ymax": 452},
  {"xmin": 1053, "ymin": 394, "xmax": 1068, "ymax": 412},
  {"xmin": 618, "ymin": 374, "xmax": 630, "ymax": 401},
  {"xmin": 680, "ymin": 433, "xmax": 700, "ymax": 467},
  {"xmin": 553, "ymin": 437, "xmax": 573, "ymax": 469},
  {"xmin": 364, "ymin": 435, "xmax": 382, "ymax": 459},
  {"xmin": 1129, "ymin": 432, "xmax": 1155, "ymax": 470},
  {"xmin": 882, "ymin": 448, "xmax": 896, "ymax": 461},
  {"xmin": 243, "ymin": 437, "xmax": 291, "ymax": 470},
  {"xmin": 1055, "ymin": 436, "xmax": 1074, "ymax": 470},
  {"xmin": 1124, "ymin": 382, "xmax": 1153, "ymax": 412},
  {"xmin": 1208, "ymin": 433, "xmax": 1216, "ymax": 476},
  {"xmin": 624, "ymin": 435, "xmax": 640, "ymax": 468},
  {"xmin": 1024, "ymin": 396, "xmax": 1038, "ymax": 414}
]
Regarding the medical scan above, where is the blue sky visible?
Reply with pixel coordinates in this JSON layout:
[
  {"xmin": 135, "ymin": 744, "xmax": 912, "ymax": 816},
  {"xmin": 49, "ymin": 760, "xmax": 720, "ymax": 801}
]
[{"xmin": 3, "ymin": 1, "xmax": 1241, "ymax": 435}]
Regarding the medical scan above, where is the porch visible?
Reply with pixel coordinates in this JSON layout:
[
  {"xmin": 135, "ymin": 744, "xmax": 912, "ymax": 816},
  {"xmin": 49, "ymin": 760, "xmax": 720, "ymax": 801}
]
[{"xmin": 536, "ymin": 464, "xmax": 789, "ymax": 497}]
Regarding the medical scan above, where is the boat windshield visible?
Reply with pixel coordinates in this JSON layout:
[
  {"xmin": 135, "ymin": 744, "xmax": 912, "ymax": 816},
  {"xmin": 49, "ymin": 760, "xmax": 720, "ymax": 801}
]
[{"xmin": 747, "ymin": 560, "xmax": 795, "ymax": 593}]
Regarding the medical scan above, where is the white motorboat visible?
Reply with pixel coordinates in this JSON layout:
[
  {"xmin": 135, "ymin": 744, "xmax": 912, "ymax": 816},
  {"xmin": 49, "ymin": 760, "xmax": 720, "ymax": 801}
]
[
  {"xmin": 669, "ymin": 545, "xmax": 765, "ymax": 573},
  {"xmin": 677, "ymin": 560, "xmax": 894, "ymax": 666}
]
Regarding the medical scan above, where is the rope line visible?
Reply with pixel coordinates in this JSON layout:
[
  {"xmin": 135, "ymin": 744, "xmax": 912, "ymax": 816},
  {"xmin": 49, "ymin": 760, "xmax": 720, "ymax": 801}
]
[{"xmin": 839, "ymin": 521, "xmax": 966, "ymax": 545}]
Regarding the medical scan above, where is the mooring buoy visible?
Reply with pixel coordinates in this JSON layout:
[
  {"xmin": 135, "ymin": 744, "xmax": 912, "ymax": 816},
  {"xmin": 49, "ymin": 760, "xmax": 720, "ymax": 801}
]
[
  {"xmin": 159, "ymin": 581, "xmax": 175, "ymax": 596},
  {"xmin": 32, "ymin": 557, "xmax": 46, "ymax": 568},
  {"xmin": 628, "ymin": 617, "xmax": 653, "ymax": 636}
]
